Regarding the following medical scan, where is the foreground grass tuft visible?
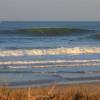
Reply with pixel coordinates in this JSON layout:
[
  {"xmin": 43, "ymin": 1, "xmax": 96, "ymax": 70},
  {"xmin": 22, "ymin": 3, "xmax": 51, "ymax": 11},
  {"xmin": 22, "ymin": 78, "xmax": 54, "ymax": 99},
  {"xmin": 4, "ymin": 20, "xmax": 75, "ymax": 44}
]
[{"xmin": 0, "ymin": 84, "xmax": 100, "ymax": 100}]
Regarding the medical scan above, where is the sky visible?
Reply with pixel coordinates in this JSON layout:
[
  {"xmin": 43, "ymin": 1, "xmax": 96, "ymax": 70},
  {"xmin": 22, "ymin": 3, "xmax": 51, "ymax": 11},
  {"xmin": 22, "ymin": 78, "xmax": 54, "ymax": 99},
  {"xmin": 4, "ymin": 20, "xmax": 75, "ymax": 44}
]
[{"xmin": 0, "ymin": 0, "xmax": 100, "ymax": 21}]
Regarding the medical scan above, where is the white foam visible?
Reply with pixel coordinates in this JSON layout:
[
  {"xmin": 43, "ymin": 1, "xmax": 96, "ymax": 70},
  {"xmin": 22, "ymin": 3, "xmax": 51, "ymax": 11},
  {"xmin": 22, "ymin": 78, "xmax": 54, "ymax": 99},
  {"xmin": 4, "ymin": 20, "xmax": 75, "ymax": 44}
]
[
  {"xmin": 0, "ymin": 59, "xmax": 100, "ymax": 67},
  {"xmin": 0, "ymin": 59, "xmax": 100, "ymax": 65},
  {"xmin": 0, "ymin": 47, "xmax": 100, "ymax": 57},
  {"xmin": 7, "ymin": 66, "xmax": 29, "ymax": 69}
]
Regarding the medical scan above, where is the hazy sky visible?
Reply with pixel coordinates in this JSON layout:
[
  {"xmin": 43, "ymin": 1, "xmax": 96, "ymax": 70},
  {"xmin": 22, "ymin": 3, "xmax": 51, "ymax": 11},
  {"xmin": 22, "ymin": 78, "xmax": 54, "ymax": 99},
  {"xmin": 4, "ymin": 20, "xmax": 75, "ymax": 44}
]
[{"xmin": 0, "ymin": 0, "xmax": 100, "ymax": 21}]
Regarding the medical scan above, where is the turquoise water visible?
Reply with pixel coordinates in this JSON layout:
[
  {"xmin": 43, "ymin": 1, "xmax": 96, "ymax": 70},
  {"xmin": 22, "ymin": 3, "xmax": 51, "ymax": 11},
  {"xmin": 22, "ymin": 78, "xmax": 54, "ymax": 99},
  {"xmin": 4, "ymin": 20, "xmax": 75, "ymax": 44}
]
[{"xmin": 0, "ymin": 21, "xmax": 100, "ymax": 87}]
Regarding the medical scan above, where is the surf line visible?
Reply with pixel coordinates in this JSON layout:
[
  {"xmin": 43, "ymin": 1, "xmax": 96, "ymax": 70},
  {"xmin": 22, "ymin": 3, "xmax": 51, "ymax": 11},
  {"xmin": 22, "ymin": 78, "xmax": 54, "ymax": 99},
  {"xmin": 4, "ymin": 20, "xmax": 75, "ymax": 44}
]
[
  {"xmin": 0, "ymin": 59, "xmax": 100, "ymax": 66},
  {"xmin": 0, "ymin": 47, "xmax": 100, "ymax": 57}
]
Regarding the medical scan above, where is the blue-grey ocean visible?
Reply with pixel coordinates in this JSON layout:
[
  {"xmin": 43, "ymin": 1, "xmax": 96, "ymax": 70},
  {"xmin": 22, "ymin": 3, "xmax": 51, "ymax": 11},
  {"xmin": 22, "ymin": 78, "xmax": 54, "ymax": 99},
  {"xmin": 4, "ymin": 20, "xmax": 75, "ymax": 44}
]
[{"xmin": 0, "ymin": 21, "xmax": 100, "ymax": 87}]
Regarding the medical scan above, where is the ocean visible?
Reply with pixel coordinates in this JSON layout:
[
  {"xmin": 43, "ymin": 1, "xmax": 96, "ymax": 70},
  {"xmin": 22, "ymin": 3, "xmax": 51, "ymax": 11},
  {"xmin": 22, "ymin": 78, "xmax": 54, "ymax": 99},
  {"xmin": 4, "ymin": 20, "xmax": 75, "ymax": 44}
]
[{"xmin": 0, "ymin": 21, "xmax": 100, "ymax": 87}]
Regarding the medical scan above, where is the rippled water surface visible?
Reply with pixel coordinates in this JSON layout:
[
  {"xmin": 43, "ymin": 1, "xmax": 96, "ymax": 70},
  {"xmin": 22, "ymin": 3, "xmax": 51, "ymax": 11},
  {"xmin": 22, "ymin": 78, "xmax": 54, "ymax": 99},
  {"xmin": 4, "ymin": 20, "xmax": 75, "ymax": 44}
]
[{"xmin": 0, "ymin": 21, "xmax": 100, "ymax": 87}]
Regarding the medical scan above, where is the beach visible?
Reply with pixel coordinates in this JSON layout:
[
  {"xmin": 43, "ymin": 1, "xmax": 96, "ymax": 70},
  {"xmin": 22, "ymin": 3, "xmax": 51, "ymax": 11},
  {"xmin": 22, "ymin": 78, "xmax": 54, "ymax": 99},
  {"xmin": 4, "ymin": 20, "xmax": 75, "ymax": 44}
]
[
  {"xmin": 0, "ymin": 21, "xmax": 100, "ymax": 99},
  {"xmin": 0, "ymin": 0, "xmax": 100, "ymax": 99}
]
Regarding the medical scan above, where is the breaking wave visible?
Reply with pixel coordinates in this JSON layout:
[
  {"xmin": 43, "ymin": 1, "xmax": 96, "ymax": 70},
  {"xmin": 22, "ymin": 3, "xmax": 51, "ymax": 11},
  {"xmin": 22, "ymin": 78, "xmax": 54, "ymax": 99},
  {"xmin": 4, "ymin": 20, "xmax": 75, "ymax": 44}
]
[
  {"xmin": 0, "ymin": 28, "xmax": 96, "ymax": 36},
  {"xmin": 0, "ymin": 47, "xmax": 100, "ymax": 57},
  {"xmin": 0, "ymin": 59, "xmax": 100, "ymax": 68}
]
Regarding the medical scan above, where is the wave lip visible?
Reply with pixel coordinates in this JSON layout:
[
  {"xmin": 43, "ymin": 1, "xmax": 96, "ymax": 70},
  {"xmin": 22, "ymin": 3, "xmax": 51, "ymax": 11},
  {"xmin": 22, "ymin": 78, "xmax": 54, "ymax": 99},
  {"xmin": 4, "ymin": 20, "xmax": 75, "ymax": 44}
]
[{"xmin": 0, "ymin": 47, "xmax": 100, "ymax": 57}]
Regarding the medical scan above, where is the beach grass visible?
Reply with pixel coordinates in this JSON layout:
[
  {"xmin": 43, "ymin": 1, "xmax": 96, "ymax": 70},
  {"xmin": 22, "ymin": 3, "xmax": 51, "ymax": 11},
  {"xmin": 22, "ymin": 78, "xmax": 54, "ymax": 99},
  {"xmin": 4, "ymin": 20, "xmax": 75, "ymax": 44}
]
[{"xmin": 0, "ymin": 83, "xmax": 100, "ymax": 100}]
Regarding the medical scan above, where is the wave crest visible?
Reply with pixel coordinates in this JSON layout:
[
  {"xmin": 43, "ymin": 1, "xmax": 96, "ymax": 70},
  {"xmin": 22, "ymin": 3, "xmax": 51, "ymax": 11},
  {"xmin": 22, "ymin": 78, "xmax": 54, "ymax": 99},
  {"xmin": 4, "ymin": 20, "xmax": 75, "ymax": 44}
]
[
  {"xmin": 0, "ymin": 59, "xmax": 100, "ymax": 68},
  {"xmin": 0, "ymin": 47, "xmax": 100, "ymax": 57}
]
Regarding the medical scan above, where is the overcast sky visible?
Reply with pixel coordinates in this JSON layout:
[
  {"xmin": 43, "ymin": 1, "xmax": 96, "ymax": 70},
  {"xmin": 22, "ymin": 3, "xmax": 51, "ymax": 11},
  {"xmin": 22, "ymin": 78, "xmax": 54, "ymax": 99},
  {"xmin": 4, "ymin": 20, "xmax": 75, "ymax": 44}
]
[{"xmin": 0, "ymin": 0, "xmax": 100, "ymax": 21}]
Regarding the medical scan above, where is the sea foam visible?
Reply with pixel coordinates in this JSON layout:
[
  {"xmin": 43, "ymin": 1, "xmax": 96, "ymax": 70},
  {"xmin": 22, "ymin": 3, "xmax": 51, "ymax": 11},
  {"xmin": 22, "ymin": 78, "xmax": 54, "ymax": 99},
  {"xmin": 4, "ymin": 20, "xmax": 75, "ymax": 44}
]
[{"xmin": 0, "ymin": 47, "xmax": 100, "ymax": 57}]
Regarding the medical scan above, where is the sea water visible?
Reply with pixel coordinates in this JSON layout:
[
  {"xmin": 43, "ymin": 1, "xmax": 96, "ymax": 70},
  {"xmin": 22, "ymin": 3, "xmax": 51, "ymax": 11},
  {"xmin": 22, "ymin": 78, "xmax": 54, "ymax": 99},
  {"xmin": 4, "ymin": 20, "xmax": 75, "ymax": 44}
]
[{"xmin": 0, "ymin": 21, "xmax": 100, "ymax": 87}]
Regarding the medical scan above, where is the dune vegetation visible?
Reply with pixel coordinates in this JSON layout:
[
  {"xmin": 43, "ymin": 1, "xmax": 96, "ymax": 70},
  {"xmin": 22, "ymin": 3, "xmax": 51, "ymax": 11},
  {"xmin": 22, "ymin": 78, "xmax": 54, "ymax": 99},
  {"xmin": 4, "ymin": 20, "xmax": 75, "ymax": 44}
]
[{"xmin": 0, "ymin": 83, "xmax": 100, "ymax": 100}]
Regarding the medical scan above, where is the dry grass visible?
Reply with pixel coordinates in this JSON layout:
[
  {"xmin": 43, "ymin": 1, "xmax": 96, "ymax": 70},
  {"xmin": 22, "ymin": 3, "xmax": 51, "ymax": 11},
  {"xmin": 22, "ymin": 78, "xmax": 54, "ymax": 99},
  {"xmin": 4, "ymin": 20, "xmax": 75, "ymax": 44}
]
[{"xmin": 0, "ymin": 83, "xmax": 100, "ymax": 100}]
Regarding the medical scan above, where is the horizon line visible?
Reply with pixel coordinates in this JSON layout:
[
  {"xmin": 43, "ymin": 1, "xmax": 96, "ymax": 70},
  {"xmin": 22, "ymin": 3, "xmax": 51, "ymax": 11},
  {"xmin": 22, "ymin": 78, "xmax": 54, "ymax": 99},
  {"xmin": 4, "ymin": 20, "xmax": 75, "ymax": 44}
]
[{"xmin": 0, "ymin": 20, "xmax": 100, "ymax": 22}]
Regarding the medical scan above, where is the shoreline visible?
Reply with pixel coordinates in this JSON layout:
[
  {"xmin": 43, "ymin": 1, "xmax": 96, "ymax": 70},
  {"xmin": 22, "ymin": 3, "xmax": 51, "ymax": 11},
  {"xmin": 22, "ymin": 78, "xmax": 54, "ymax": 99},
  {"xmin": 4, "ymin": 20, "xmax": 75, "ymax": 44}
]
[{"xmin": 0, "ymin": 80, "xmax": 100, "ymax": 88}]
